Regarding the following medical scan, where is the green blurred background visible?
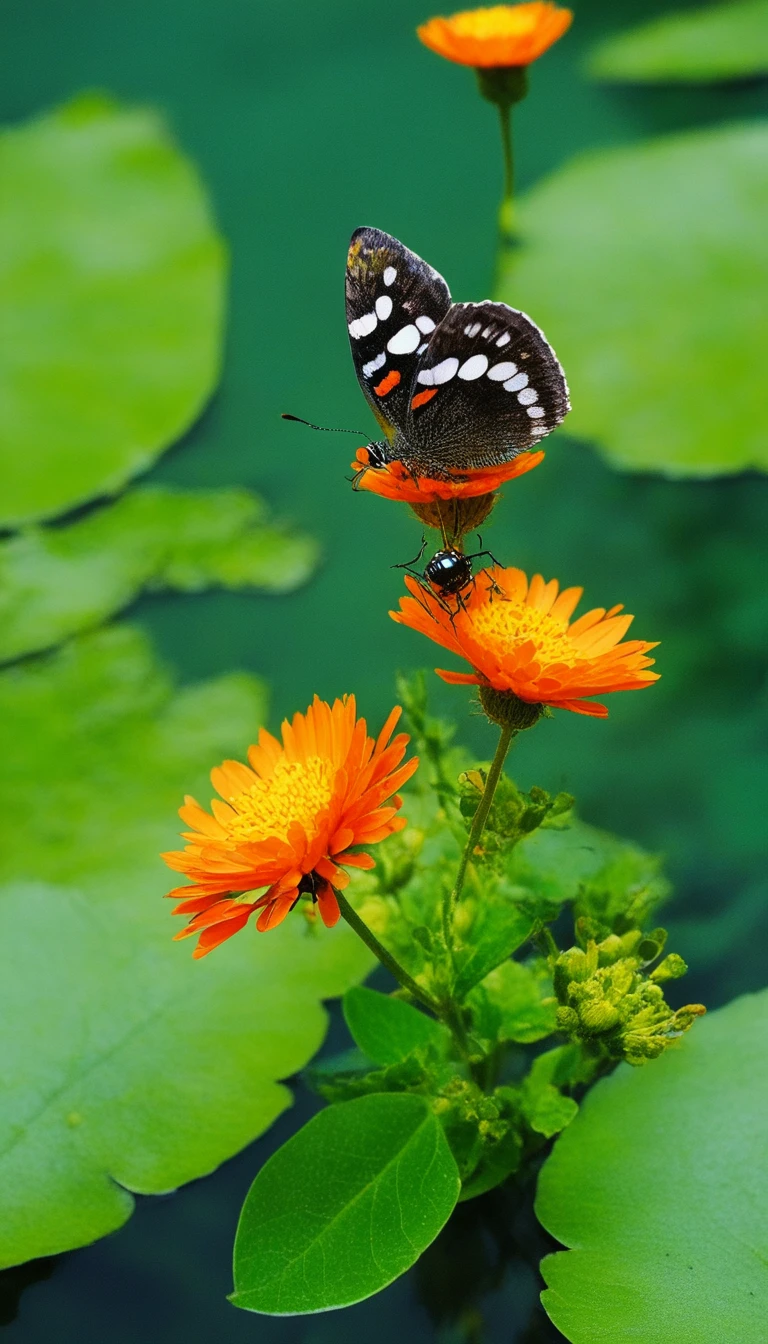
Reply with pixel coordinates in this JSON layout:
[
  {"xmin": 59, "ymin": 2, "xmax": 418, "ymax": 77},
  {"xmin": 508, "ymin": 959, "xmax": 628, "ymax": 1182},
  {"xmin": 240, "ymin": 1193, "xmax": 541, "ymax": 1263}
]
[{"xmin": 1, "ymin": 0, "xmax": 766, "ymax": 1339}]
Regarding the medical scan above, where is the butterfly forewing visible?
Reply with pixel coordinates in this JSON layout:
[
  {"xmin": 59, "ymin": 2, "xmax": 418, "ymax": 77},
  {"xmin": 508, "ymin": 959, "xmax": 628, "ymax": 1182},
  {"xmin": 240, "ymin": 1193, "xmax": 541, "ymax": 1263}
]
[
  {"xmin": 346, "ymin": 227, "xmax": 451, "ymax": 441},
  {"xmin": 406, "ymin": 301, "xmax": 570, "ymax": 471}
]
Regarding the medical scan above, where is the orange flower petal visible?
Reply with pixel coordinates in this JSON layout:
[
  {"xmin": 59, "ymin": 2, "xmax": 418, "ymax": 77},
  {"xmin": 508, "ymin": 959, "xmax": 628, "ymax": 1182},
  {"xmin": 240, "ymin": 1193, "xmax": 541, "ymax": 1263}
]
[
  {"xmin": 417, "ymin": 4, "xmax": 573, "ymax": 69},
  {"xmin": 394, "ymin": 563, "xmax": 659, "ymax": 720},
  {"xmin": 164, "ymin": 695, "xmax": 418, "ymax": 954},
  {"xmin": 353, "ymin": 446, "xmax": 544, "ymax": 503}
]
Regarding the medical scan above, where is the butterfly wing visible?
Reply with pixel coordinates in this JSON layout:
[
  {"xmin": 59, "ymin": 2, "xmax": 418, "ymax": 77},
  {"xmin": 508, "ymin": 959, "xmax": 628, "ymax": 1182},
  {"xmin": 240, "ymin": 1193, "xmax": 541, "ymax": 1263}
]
[
  {"xmin": 346, "ymin": 227, "xmax": 451, "ymax": 442},
  {"xmin": 405, "ymin": 301, "xmax": 570, "ymax": 471}
]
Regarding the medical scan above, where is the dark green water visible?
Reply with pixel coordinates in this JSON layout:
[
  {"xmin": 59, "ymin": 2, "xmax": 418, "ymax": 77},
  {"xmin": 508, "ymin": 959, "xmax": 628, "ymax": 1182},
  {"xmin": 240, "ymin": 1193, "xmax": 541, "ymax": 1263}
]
[{"xmin": 1, "ymin": 0, "xmax": 766, "ymax": 1339}]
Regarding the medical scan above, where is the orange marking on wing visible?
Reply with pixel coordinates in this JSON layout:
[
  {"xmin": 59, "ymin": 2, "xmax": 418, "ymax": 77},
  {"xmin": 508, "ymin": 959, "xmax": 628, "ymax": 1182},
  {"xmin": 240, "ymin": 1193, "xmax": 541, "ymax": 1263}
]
[
  {"xmin": 411, "ymin": 387, "xmax": 438, "ymax": 409},
  {"xmin": 374, "ymin": 369, "xmax": 401, "ymax": 397}
]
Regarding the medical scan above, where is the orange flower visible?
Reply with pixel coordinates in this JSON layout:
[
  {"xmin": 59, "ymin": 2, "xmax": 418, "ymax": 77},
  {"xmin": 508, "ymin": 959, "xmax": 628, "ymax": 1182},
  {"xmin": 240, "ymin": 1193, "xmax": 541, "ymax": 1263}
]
[
  {"xmin": 351, "ymin": 445, "xmax": 544, "ymax": 504},
  {"xmin": 163, "ymin": 695, "xmax": 418, "ymax": 957},
  {"xmin": 417, "ymin": 4, "xmax": 572, "ymax": 68},
  {"xmin": 391, "ymin": 565, "xmax": 659, "ymax": 718}
]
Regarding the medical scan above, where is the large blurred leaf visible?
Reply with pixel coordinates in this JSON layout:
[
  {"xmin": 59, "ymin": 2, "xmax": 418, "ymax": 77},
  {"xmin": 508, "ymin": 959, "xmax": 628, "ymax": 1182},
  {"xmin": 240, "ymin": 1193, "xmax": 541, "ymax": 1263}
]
[
  {"xmin": 536, "ymin": 990, "xmax": 768, "ymax": 1342},
  {"xmin": 589, "ymin": 2, "xmax": 768, "ymax": 84},
  {"xmin": 232, "ymin": 1093, "xmax": 460, "ymax": 1314},
  {"xmin": 499, "ymin": 122, "xmax": 768, "ymax": 476},
  {"xmin": 0, "ymin": 628, "xmax": 372, "ymax": 1266},
  {"xmin": 0, "ymin": 881, "xmax": 371, "ymax": 1268},
  {"xmin": 0, "ymin": 485, "xmax": 318, "ymax": 664},
  {"xmin": 0, "ymin": 94, "xmax": 226, "ymax": 527},
  {"xmin": 0, "ymin": 623, "xmax": 264, "ymax": 894}
]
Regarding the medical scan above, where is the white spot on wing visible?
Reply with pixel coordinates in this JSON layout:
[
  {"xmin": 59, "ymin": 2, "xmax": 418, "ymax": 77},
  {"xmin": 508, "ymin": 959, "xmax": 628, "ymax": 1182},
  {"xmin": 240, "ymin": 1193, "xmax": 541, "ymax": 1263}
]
[
  {"xmin": 417, "ymin": 357, "xmax": 459, "ymax": 387},
  {"xmin": 518, "ymin": 387, "xmax": 538, "ymax": 405},
  {"xmin": 504, "ymin": 372, "xmax": 529, "ymax": 392},
  {"xmin": 387, "ymin": 324, "xmax": 421, "ymax": 355},
  {"xmin": 496, "ymin": 332, "xmax": 511, "ymax": 347},
  {"xmin": 375, "ymin": 295, "xmax": 393, "ymax": 321},
  {"xmin": 417, "ymin": 343, "xmax": 428, "ymax": 354},
  {"xmin": 458, "ymin": 354, "xmax": 489, "ymax": 381},
  {"xmin": 464, "ymin": 322, "xmax": 482, "ymax": 338},
  {"xmin": 527, "ymin": 406, "xmax": 546, "ymax": 419},
  {"xmin": 362, "ymin": 352, "xmax": 386, "ymax": 378},
  {"xmin": 383, "ymin": 266, "xmax": 397, "ymax": 286},
  {"xmin": 415, "ymin": 315, "xmax": 436, "ymax": 334},
  {"xmin": 349, "ymin": 312, "xmax": 377, "ymax": 340},
  {"xmin": 487, "ymin": 361, "xmax": 518, "ymax": 382}
]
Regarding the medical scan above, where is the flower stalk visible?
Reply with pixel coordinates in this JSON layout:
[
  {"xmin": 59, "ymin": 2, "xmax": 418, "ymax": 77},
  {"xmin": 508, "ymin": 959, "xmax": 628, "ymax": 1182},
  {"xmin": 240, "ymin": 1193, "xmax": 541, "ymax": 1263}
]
[
  {"xmin": 443, "ymin": 720, "xmax": 516, "ymax": 950},
  {"xmin": 334, "ymin": 887, "xmax": 442, "ymax": 1015}
]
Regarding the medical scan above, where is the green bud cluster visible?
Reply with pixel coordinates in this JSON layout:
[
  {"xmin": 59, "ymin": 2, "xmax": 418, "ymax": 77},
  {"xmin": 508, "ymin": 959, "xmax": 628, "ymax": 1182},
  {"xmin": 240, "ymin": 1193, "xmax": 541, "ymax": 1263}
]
[
  {"xmin": 458, "ymin": 769, "xmax": 573, "ymax": 862},
  {"xmin": 553, "ymin": 931, "xmax": 705, "ymax": 1066}
]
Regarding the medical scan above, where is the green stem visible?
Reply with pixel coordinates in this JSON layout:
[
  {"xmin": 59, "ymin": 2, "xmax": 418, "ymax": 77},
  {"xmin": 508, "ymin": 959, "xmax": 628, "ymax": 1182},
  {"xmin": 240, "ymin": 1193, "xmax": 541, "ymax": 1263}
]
[
  {"xmin": 335, "ymin": 888, "xmax": 441, "ymax": 1016},
  {"xmin": 498, "ymin": 101, "xmax": 514, "ymax": 208},
  {"xmin": 442, "ymin": 722, "xmax": 516, "ymax": 952}
]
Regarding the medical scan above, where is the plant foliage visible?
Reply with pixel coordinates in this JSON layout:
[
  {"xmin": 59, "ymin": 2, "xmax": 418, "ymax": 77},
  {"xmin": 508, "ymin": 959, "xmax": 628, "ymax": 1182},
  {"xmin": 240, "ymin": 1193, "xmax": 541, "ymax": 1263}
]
[
  {"xmin": 0, "ymin": 485, "xmax": 318, "ymax": 664},
  {"xmin": 499, "ymin": 122, "xmax": 768, "ymax": 476},
  {"xmin": 588, "ymin": 1, "xmax": 768, "ymax": 84},
  {"xmin": 0, "ymin": 94, "xmax": 226, "ymax": 527},
  {"xmin": 537, "ymin": 990, "xmax": 768, "ymax": 1342},
  {"xmin": 0, "ymin": 629, "xmax": 372, "ymax": 1266}
]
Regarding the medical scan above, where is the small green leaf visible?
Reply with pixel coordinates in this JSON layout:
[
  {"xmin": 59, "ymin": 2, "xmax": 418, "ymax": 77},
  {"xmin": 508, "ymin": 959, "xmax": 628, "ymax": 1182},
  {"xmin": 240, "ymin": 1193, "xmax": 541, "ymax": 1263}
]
[
  {"xmin": 519, "ymin": 1051, "xmax": 579, "ymax": 1139},
  {"xmin": 499, "ymin": 122, "xmax": 768, "ymax": 476},
  {"xmin": 537, "ymin": 991, "xmax": 768, "ymax": 1342},
  {"xmin": 231, "ymin": 1093, "xmax": 460, "ymax": 1314},
  {"xmin": 452, "ymin": 893, "xmax": 534, "ymax": 1001},
  {"xmin": 343, "ymin": 986, "xmax": 450, "ymax": 1065},
  {"xmin": 589, "ymin": 1, "xmax": 768, "ymax": 84},
  {"xmin": 0, "ymin": 94, "xmax": 226, "ymax": 527},
  {"xmin": 0, "ymin": 485, "xmax": 318, "ymax": 664},
  {"xmin": 458, "ymin": 1126, "xmax": 522, "ymax": 1202},
  {"xmin": 509, "ymin": 816, "xmax": 669, "ymax": 926},
  {"xmin": 468, "ymin": 958, "xmax": 557, "ymax": 1044}
]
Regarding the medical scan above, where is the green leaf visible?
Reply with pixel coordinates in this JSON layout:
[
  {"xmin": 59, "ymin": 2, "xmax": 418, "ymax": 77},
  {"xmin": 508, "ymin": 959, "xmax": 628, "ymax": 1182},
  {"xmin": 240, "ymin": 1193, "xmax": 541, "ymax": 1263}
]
[
  {"xmin": 458, "ymin": 1126, "xmax": 523, "ymax": 1202},
  {"xmin": 0, "ymin": 880, "xmax": 372, "ymax": 1269},
  {"xmin": 468, "ymin": 958, "xmax": 557, "ymax": 1045},
  {"xmin": 508, "ymin": 814, "xmax": 668, "ymax": 929},
  {"xmin": 0, "ymin": 94, "xmax": 226, "ymax": 527},
  {"xmin": 499, "ymin": 122, "xmax": 768, "ymax": 476},
  {"xmin": 343, "ymin": 986, "xmax": 450, "ymax": 1066},
  {"xmin": 0, "ymin": 623, "xmax": 266, "ymax": 895},
  {"xmin": 0, "ymin": 628, "xmax": 373, "ymax": 1265},
  {"xmin": 452, "ymin": 892, "xmax": 534, "ymax": 1001},
  {"xmin": 519, "ymin": 1050, "xmax": 580, "ymax": 1139},
  {"xmin": 0, "ymin": 485, "xmax": 318, "ymax": 664},
  {"xmin": 536, "ymin": 991, "xmax": 768, "ymax": 1342},
  {"xmin": 588, "ymin": 1, "xmax": 768, "ymax": 84},
  {"xmin": 231, "ymin": 1093, "xmax": 460, "ymax": 1314}
]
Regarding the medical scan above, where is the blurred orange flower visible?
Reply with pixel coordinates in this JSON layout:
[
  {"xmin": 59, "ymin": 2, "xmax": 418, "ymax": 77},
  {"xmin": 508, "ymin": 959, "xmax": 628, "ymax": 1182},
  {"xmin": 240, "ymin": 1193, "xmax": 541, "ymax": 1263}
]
[
  {"xmin": 163, "ymin": 695, "xmax": 417, "ymax": 957},
  {"xmin": 417, "ymin": 3, "xmax": 572, "ymax": 68},
  {"xmin": 391, "ymin": 565, "xmax": 659, "ymax": 718},
  {"xmin": 352, "ymin": 445, "xmax": 544, "ymax": 504}
]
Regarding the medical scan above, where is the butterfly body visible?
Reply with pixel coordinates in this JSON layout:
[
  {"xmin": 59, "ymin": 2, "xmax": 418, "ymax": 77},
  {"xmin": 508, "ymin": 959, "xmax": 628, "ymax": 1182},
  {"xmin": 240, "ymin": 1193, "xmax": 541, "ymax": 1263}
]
[{"xmin": 346, "ymin": 227, "xmax": 570, "ymax": 480}]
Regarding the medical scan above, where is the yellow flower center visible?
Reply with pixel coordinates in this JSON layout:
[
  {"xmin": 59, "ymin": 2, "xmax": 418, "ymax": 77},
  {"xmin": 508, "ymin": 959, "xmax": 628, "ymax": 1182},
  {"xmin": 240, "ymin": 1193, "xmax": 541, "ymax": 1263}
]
[
  {"xmin": 452, "ymin": 6, "xmax": 542, "ymax": 40},
  {"xmin": 470, "ymin": 599, "xmax": 575, "ymax": 664},
  {"xmin": 226, "ymin": 755, "xmax": 335, "ymax": 844}
]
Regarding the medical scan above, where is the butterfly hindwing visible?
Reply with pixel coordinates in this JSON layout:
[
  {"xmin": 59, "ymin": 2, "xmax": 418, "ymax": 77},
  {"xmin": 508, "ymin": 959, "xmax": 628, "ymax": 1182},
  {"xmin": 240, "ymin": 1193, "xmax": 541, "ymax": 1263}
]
[
  {"xmin": 346, "ymin": 227, "xmax": 452, "ymax": 441},
  {"xmin": 405, "ymin": 301, "xmax": 570, "ymax": 471}
]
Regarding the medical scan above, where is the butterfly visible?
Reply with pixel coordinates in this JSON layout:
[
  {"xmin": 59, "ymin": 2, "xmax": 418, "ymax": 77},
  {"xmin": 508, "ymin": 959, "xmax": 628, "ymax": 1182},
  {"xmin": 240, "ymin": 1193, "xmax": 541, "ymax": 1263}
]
[{"xmin": 346, "ymin": 227, "xmax": 570, "ymax": 480}]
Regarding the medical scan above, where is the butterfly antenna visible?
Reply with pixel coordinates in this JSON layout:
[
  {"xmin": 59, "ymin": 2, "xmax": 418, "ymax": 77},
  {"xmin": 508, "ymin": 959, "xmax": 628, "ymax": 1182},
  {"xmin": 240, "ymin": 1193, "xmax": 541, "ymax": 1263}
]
[{"xmin": 282, "ymin": 414, "xmax": 367, "ymax": 436}]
